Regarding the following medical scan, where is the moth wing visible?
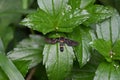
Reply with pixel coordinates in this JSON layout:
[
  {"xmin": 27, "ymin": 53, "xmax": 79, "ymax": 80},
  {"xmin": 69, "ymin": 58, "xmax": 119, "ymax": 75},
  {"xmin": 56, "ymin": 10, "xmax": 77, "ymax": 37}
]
[
  {"xmin": 45, "ymin": 38, "xmax": 58, "ymax": 44},
  {"xmin": 65, "ymin": 39, "xmax": 78, "ymax": 46}
]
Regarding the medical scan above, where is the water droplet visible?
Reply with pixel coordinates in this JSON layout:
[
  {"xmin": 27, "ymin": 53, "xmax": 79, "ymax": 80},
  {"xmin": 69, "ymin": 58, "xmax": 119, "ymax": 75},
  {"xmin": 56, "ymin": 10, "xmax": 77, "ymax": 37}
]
[
  {"xmin": 81, "ymin": 10, "xmax": 89, "ymax": 15},
  {"xmin": 89, "ymin": 42, "xmax": 93, "ymax": 45},
  {"xmin": 62, "ymin": 12, "xmax": 65, "ymax": 16},
  {"xmin": 114, "ymin": 64, "xmax": 119, "ymax": 69},
  {"xmin": 65, "ymin": 4, "xmax": 72, "ymax": 12},
  {"xmin": 87, "ymin": 58, "xmax": 90, "ymax": 62},
  {"xmin": 109, "ymin": 51, "xmax": 115, "ymax": 58},
  {"xmin": 70, "ymin": 14, "xmax": 73, "ymax": 19},
  {"xmin": 22, "ymin": 18, "xmax": 30, "ymax": 22},
  {"xmin": 55, "ymin": 27, "xmax": 59, "ymax": 30}
]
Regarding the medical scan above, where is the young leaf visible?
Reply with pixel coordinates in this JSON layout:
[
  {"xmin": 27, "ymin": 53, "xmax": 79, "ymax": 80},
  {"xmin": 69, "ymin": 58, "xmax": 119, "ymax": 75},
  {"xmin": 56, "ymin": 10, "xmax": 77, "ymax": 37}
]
[
  {"xmin": 0, "ymin": 53, "xmax": 25, "ymax": 80},
  {"xmin": 94, "ymin": 62, "xmax": 120, "ymax": 80},
  {"xmin": 21, "ymin": 8, "xmax": 89, "ymax": 34},
  {"xmin": 84, "ymin": 5, "xmax": 114, "ymax": 25},
  {"xmin": 68, "ymin": 0, "xmax": 81, "ymax": 10},
  {"xmin": 90, "ymin": 39, "xmax": 112, "ymax": 62},
  {"xmin": 43, "ymin": 43, "xmax": 74, "ymax": 80},
  {"xmin": 112, "ymin": 40, "xmax": 120, "ymax": 60},
  {"xmin": 7, "ymin": 35, "xmax": 44, "ymax": 68},
  {"xmin": 68, "ymin": 26, "xmax": 91, "ymax": 67},
  {"xmin": 96, "ymin": 10, "xmax": 120, "ymax": 43}
]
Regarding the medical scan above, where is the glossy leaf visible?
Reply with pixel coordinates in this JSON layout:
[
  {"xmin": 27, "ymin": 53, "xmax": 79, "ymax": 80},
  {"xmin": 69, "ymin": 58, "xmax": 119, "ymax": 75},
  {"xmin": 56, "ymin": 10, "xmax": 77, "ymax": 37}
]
[
  {"xmin": 80, "ymin": 0, "xmax": 95, "ymax": 8},
  {"xmin": 112, "ymin": 40, "xmax": 120, "ymax": 60},
  {"xmin": 0, "ymin": 67, "xmax": 8, "ymax": 80},
  {"xmin": 94, "ymin": 62, "xmax": 120, "ymax": 80},
  {"xmin": 0, "ymin": 53, "xmax": 24, "ymax": 80},
  {"xmin": 37, "ymin": 0, "xmax": 68, "ymax": 14},
  {"xmin": 43, "ymin": 43, "xmax": 74, "ymax": 80},
  {"xmin": 13, "ymin": 60, "xmax": 30, "ymax": 77},
  {"xmin": 96, "ymin": 10, "xmax": 120, "ymax": 43},
  {"xmin": 66, "ymin": 50, "xmax": 104, "ymax": 80},
  {"xmin": 68, "ymin": 26, "xmax": 91, "ymax": 67},
  {"xmin": 70, "ymin": 63, "xmax": 95, "ymax": 80},
  {"xmin": 99, "ymin": 0, "xmax": 120, "ymax": 13},
  {"xmin": 84, "ymin": 5, "xmax": 114, "ymax": 25},
  {"xmin": 68, "ymin": 0, "xmax": 95, "ymax": 10},
  {"xmin": 68, "ymin": 0, "xmax": 81, "ymax": 10},
  {"xmin": 7, "ymin": 35, "xmax": 44, "ymax": 68},
  {"xmin": 90, "ymin": 39, "xmax": 112, "ymax": 62},
  {"xmin": 21, "ymin": 8, "xmax": 89, "ymax": 34},
  {"xmin": 0, "ymin": 38, "xmax": 4, "ymax": 53}
]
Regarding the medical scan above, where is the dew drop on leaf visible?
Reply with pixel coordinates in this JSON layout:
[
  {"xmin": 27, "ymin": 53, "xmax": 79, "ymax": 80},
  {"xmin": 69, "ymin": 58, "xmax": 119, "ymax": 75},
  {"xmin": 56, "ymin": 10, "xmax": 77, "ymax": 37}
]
[{"xmin": 114, "ymin": 64, "xmax": 119, "ymax": 69}]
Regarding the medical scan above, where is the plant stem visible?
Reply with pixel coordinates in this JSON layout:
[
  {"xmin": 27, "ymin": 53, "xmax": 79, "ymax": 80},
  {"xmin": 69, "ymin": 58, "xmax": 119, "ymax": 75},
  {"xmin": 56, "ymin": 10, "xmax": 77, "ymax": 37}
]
[{"xmin": 26, "ymin": 67, "xmax": 36, "ymax": 80}]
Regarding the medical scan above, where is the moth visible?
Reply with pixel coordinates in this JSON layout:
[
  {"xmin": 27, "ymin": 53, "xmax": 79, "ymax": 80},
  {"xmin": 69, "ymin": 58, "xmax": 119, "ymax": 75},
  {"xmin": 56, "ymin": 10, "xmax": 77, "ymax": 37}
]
[{"xmin": 45, "ymin": 37, "xmax": 79, "ymax": 52}]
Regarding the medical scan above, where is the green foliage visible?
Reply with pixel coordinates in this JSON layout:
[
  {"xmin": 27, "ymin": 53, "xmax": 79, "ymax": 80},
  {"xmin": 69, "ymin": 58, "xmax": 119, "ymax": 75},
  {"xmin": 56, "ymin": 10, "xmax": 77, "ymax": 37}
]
[
  {"xmin": 99, "ymin": 0, "xmax": 120, "ymax": 13},
  {"xmin": 96, "ymin": 10, "xmax": 120, "ymax": 43},
  {"xmin": 68, "ymin": 26, "xmax": 92, "ymax": 67},
  {"xmin": 0, "ymin": 0, "xmax": 23, "ymax": 49},
  {"xmin": 21, "ymin": 5, "xmax": 90, "ymax": 34},
  {"xmin": 0, "ymin": 0, "xmax": 120, "ymax": 80},
  {"xmin": 84, "ymin": 5, "xmax": 114, "ymax": 25},
  {"xmin": 89, "ymin": 6, "xmax": 120, "ymax": 80},
  {"xmin": 13, "ymin": 60, "xmax": 30, "ymax": 77},
  {"xmin": 43, "ymin": 43, "xmax": 74, "ymax": 80},
  {"xmin": 7, "ymin": 35, "xmax": 44, "ymax": 68},
  {"xmin": 90, "ymin": 39, "xmax": 112, "ymax": 62},
  {"xmin": 94, "ymin": 62, "xmax": 120, "ymax": 80},
  {"xmin": 0, "ymin": 53, "xmax": 25, "ymax": 80}
]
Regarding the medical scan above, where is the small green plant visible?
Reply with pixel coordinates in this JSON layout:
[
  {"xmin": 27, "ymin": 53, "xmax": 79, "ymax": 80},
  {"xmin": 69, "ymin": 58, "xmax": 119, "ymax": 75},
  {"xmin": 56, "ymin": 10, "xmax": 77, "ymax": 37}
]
[{"xmin": 0, "ymin": 0, "xmax": 120, "ymax": 80}]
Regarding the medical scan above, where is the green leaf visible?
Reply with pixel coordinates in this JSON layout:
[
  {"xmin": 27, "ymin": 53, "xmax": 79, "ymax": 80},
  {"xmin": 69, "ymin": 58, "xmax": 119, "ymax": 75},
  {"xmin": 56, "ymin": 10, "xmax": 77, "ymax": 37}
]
[
  {"xmin": 43, "ymin": 43, "xmax": 74, "ymax": 80},
  {"xmin": 94, "ymin": 62, "xmax": 120, "ymax": 80},
  {"xmin": 0, "ymin": 53, "xmax": 24, "ymax": 80},
  {"xmin": 72, "ymin": 72, "xmax": 94, "ymax": 80},
  {"xmin": 84, "ymin": 5, "xmax": 114, "ymax": 25},
  {"xmin": 0, "ymin": 67, "xmax": 8, "ymax": 80},
  {"xmin": 68, "ymin": 0, "xmax": 95, "ymax": 10},
  {"xmin": 22, "ymin": 0, "xmax": 33, "ymax": 9},
  {"xmin": 68, "ymin": 26, "xmax": 91, "ymax": 67},
  {"xmin": 0, "ymin": 27, "xmax": 13, "ymax": 49},
  {"xmin": 68, "ymin": 0, "xmax": 81, "ymax": 10},
  {"xmin": 70, "ymin": 63, "xmax": 95, "ymax": 80},
  {"xmin": 99, "ymin": 0, "xmax": 120, "ymax": 13},
  {"xmin": 90, "ymin": 39, "xmax": 112, "ymax": 62},
  {"xmin": 7, "ymin": 35, "xmax": 44, "ymax": 68},
  {"xmin": 0, "ymin": 0, "xmax": 23, "ymax": 49},
  {"xmin": 112, "ymin": 40, "xmax": 120, "ymax": 60},
  {"xmin": 0, "ymin": 0, "xmax": 22, "ymax": 24},
  {"xmin": 21, "ymin": 8, "xmax": 89, "ymax": 34},
  {"xmin": 96, "ymin": 10, "xmax": 120, "ymax": 43},
  {"xmin": 37, "ymin": 0, "xmax": 68, "ymax": 14},
  {"xmin": 13, "ymin": 60, "xmax": 30, "ymax": 77},
  {"xmin": 0, "ymin": 38, "xmax": 5, "ymax": 53},
  {"xmin": 80, "ymin": 0, "xmax": 95, "ymax": 8}
]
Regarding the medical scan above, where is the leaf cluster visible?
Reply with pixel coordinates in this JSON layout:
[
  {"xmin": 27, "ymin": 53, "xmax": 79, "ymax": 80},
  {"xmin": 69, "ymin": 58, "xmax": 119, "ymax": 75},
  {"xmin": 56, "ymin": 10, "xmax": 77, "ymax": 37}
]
[{"xmin": 0, "ymin": 0, "xmax": 120, "ymax": 80}]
